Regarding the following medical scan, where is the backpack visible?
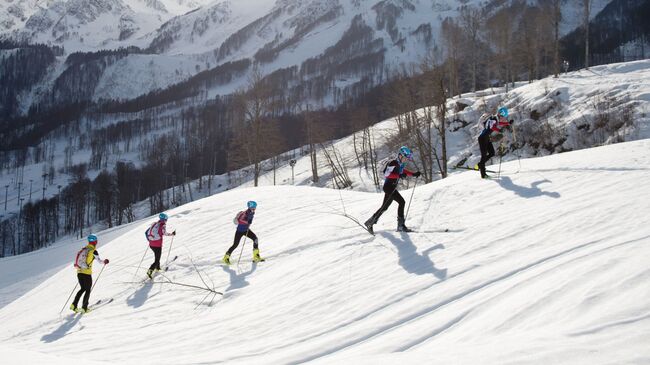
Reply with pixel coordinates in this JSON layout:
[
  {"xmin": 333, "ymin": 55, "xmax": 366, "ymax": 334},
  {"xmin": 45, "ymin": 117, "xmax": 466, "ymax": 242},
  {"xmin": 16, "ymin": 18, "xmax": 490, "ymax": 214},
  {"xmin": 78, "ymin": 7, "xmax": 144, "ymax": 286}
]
[
  {"xmin": 145, "ymin": 222, "xmax": 162, "ymax": 242},
  {"xmin": 233, "ymin": 211, "xmax": 244, "ymax": 225},
  {"xmin": 477, "ymin": 113, "xmax": 490, "ymax": 130},
  {"xmin": 74, "ymin": 247, "xmax": 90, "ymax": 269}
]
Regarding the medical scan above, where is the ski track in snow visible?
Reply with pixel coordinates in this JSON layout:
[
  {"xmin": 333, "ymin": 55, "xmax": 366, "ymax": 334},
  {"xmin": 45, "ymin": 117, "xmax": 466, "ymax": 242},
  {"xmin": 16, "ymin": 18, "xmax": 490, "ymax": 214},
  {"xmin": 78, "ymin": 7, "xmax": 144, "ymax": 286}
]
[{"xmin": 1, "ymin": 139, "xmax": 650, "ymax": 364}]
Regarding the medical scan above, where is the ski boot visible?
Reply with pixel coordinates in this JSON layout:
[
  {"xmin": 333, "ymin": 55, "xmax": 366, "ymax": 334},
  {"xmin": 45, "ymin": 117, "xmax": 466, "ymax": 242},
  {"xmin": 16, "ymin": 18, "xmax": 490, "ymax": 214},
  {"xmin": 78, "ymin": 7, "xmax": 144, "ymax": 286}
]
[
  {"xmin": 253, "ymin": 249, "xmax": 265, "ymax": 263},
  {"xmin": 397, "ymin": 217, "xmax": 413, "ymax": 232},
  {"xmin": 364, "ymin": 217, "xmax": 376, "ymax": 235},
  {"xmin": 147, "ymin": 269, "xmax": 154, "ymax": 279},
  {"xmin": 70, "ymin": 303, "xmax": 78, "ymax": 313},
  {"xmin": 79, "ymin": 307, "xmax": 91, "ymax": 314},
  {"xmin": 478, "ymin": 163, "xmax": 488, "ymax": 179},
  {"xmin": 222, "ymin": 254, "xmax": 231, "ymax": 265}
]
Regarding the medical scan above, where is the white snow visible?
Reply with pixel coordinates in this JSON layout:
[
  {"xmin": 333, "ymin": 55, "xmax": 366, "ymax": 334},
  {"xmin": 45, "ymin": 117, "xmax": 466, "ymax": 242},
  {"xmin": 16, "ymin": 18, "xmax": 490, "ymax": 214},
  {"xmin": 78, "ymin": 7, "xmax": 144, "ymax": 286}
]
[{"xmin": 0, "ymin": 139, "xmax": 649, "ymax": 364}]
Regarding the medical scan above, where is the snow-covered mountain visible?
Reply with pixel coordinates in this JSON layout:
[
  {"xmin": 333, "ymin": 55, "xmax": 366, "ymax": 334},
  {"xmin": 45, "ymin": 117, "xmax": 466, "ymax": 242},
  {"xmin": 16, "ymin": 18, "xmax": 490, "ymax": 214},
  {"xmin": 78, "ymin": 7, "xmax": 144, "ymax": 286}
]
[
  {"xmin": 2, "ymin": 0, "xmax": 213, "ymax": 52},
  {"xmin": 0, "ymin": 0, "xmax": 619, "ymax": 113},
  {"xmin": 0, "ymin": 138, "xmax": 649, "ymax": 364}
]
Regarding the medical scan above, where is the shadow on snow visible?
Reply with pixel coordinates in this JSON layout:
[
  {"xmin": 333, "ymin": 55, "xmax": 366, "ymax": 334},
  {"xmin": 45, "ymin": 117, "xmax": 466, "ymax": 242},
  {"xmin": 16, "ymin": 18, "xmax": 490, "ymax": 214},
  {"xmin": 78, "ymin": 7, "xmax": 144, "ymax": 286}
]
[
  {"xmin": 496, "ymin": 176, "xmax": 561, "ymax": 199},
  {"xmin": 379, "ymin": 231, "xmax": 447, "ymax": 279},
  {"xmin": 41, "ymin": 315, "xmax": 82, "ymax": 343}
]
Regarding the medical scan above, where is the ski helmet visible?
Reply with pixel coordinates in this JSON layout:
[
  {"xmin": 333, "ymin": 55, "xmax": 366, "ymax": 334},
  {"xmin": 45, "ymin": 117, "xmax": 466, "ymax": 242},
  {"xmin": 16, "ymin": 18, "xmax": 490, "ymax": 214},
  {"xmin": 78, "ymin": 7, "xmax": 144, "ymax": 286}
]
[
  {"xmin": 247, "ymin": 201, "xmax": 257, "ymax": 209},
  {"xmin": 498, "ymin": 107, "xmax": 509, "ymax": 118},
  {"xmin": 88, "ymin": 234, "xmax": 98, "ymax": 244},
  {"xmin": 398, "ymin": 146, "xmax": 413, "ymax": 160},
  {"xmin": 159, "ymin": 212, "xmax": 168, "ymax": 221}
]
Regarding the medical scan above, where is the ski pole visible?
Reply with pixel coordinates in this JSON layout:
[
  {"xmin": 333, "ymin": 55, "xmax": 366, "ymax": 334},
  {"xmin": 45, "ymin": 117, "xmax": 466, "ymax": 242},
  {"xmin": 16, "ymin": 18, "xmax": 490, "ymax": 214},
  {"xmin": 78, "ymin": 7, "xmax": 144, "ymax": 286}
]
[
  {"xmin": 59, "ymin": 282, "xmax": 78, "ymax": 315},
  {"xmin": 91, "ymin": 264, "xmax": 106, "ymax": 293},
  {"xmin": 404, "ymin": 176, "xmax": 419, "ymax": 221},
  {"xmin": 237, "ymin": 230, "xmax": 249, "ymax": 265},
  {"xmin": 497, "ymin": 142, "xmax": 504, "ymax": 178},
  {"xmin": 511, "ymin": 121, "xmax": 521, "ymax": 172},
  {"xmin": 163, "ymin": 235, "xmax": 175, "ymax": 269},
  {"xmin": 132, "ymin": 245, "xmax": 149, "ymax": 283}
]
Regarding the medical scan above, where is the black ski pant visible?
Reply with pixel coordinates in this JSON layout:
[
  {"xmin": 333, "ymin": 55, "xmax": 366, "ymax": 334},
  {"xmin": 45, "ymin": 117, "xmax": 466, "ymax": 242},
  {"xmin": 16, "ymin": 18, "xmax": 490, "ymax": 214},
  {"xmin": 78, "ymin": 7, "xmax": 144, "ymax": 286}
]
[
  {"xmin": 72, "ymin": 273, "xmax": 92, "ymax": 310},
  {"xmin": 226, "ymin": 230, "xmax": 258, "ymax": 255},
  {"xmin": 370, "ymin": 183, "xmax": 405, "ymax": 223},
  {"xmin": 478, "ymin": 133, "xmax": 495, "ymax": 177},
  {"xmin": 149, "ymin": 246, "xmax": 162, "ymax": 271}
]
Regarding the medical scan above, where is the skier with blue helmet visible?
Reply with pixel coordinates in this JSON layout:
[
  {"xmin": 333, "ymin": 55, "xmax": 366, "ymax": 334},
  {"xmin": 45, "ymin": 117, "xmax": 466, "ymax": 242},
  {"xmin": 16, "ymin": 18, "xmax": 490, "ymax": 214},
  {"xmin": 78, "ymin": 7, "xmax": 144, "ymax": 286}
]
[
  {"xmin": 476, "ymin": 107, "xmax": 512, "ymax": 178},
  {"xmin": 145, "ymin": 212, "xmax": 176, "ymax": 278},
  {"xmin": 70, "ymin": 234, "xmax": 109, "ymax": 313},
  {"xmin": 364, "ymin": 146, "xmax": 421, "ymax": 234},
  {"xmin": 222, "ymin": 201, "xmax": 265, "ymax": 264}
]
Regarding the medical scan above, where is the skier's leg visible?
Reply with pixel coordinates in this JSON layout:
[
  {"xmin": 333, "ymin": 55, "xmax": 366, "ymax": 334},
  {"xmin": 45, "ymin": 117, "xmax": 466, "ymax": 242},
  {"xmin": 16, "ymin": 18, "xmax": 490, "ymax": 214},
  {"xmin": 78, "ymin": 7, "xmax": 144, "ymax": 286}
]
[
  {"xmin": 148, "ymin": 246, "xmax": 157, "ymax": 271},
  {"xmin": 72, "ymin": 273, "xmax": 85, "ymax": 307},
  {"xmin": 226, "ymin": 231, "xmax": 245, "ymax": 255},
  {"xmin": 153, "ymin": 247, "xmax": 162, "ymax": 270},
  {"xmin": 394, "ymin": 190, "xmax": 406, "ymax": 219},
  {"xmin": 248, "ymin": 230, "xmax": 264, "ymax": 261},
  {"xmin": 478, "ymin": 135, "xmax": 490, "ymax": 177},
  {"xmin": 486, "ymin": 140, "xmax": 495, "ymax": 160},
  {"xmin": 370, "ymin": 187, "xmax": 396, "ymax": 223},
  {"xmin": 79, "ymin": 274, "xmax": 92, "ymax": 310},
  {"xmin": 246, "ymin": 230, "xmax": 259, "ymax": 249}
]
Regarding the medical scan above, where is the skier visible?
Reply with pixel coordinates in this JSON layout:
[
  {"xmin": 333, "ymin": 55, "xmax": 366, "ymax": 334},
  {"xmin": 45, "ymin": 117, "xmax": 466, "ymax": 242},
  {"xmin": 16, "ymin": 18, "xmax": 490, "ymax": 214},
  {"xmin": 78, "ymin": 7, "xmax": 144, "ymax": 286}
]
[
  {"xmin": 70, "ymin": 234, "xmax": 109, "ymax": 314},
  {"xmin": 364, "ymin": 146, "xmax": 421, "ymax": 234},
  {"xmin": 476, "ymin": 107, "xmax": 512, "ymax": 179},
  {"xmin": 145, "ymin": 213, "xmax": 176, "ymax": 279},
  {"xmin": 222, "ymin": 201, "xmax": 264, "ymax": 264}
]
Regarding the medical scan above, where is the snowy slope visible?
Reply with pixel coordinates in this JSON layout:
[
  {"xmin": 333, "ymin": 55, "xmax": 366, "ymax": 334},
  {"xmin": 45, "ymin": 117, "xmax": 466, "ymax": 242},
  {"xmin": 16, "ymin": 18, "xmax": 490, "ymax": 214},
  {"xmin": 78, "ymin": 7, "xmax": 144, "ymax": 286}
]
[
  {"xmin": 243, "ymin": 60, "xmax": 650, "ymax": 192},
  {"xmin": 0, "ymin": 139, "xmax": 649, "ymax": 364}
]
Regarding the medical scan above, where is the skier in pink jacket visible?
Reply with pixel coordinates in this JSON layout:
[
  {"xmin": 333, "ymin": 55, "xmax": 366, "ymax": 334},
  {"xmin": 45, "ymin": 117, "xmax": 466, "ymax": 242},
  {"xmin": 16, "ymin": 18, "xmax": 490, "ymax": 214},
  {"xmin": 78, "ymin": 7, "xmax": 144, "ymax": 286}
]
[{"xmin": 145, "ymin": 213, "xmax": 175, "ymax": 278}]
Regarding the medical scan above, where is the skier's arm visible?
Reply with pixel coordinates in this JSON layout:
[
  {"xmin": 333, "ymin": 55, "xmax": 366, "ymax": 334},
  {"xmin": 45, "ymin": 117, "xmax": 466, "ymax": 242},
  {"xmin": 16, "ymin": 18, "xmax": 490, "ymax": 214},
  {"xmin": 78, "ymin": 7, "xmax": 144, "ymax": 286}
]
[
  {"xmin": 92, "ymin": 250, "xmax": 109, "ymax": 265},
  {"xmin": 402, "ymin": 168, "xmax": 417, "ymax": 176},
  {"xmin": 161, "ymin": 223, "xmax": 174, "ymax": 236}
]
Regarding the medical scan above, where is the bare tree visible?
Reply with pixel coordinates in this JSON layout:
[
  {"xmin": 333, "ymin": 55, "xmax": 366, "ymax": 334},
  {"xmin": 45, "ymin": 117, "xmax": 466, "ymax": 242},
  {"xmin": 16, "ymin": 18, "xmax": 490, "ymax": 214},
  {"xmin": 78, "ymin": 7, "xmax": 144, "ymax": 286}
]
[
  {"xmin": 487, "ymin": 8, "xmax": 514, "ymax": 91},
  {"xmin": 304, "ymin": 108, "xmax": 319, "ymax": 184},
  {"xmin": 584, "ymin": 0, "xmax": 591, "ymax": 69},
  {"xmin": 235, "ymin": 67, "xmax": 274, "ymax": 186},
  {"xmin": 441, "ymin": 17, "xmax": 463, "ymax": 97},
  {"xmin": 459, "ymin": 5, "xmax": 483, "ymax": 92},
  {"xmin": 549, "ymin": 0, "xmax": 562, "ymax": 77}
]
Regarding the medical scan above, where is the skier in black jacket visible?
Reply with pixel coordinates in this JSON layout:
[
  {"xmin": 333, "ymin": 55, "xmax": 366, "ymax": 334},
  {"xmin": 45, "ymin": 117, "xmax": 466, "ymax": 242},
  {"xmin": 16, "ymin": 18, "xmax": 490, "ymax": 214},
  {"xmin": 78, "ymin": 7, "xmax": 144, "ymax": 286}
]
[{"xmin": 364, "ymin": 146, "xmax": 421, "ymax": 234}]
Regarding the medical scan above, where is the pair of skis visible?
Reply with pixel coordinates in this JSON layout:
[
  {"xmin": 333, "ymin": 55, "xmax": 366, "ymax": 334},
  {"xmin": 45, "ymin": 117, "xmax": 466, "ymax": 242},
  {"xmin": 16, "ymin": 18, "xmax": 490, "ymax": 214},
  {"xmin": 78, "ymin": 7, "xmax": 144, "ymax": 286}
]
[
  {"xmin": 453, "ymin": 165, "xmax": 497, "ymax": 174},
  {"xmin": 71, "ymin": 298, "xmax": 114, "ymax": 315},
  {"xmin": 145, "ymin": 255, "xmax": 179, "ymax": 281}
]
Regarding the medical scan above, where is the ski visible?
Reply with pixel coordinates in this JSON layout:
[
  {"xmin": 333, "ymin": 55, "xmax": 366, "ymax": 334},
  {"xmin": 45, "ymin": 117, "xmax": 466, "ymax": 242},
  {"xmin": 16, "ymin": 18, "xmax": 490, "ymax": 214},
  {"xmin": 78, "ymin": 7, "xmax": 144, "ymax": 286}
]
[
  {"xmin": 73, "ymin": 298, "xmax": 113, "ymax": 315},
  {"xmin": 141, "ymin": 255, "xmax": 179, "ymax": 282},
  {"xmin": 453, "ymin": 165, "xmax": 497, "ymax": 174},
  {"xmin": 344, "ymin": 214, "xmax": 376, "ymax": 236},
  {"xmin": 89, "ymin": 298, "xmax": 113, "ymax": 311},
  {"xmin": 164, "ymin": 255, "xmax": 179, "ymax": 271}
]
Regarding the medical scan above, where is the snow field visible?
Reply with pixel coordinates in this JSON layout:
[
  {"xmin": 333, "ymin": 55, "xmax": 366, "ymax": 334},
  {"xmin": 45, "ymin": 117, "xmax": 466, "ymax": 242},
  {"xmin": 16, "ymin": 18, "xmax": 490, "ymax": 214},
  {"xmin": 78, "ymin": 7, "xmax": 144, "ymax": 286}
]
[{"xmin": 0, "ymin": 139, "xmax": 649, "ymax": 364}]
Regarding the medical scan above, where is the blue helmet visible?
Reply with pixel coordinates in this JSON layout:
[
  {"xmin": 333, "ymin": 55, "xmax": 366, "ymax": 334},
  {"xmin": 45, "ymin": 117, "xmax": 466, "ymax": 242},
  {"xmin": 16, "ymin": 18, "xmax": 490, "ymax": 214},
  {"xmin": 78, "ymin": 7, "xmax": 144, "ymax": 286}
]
[
  {"xmin": 498, "ymin": 107, "xmax": 509, "ymax": 118},
  {"xmin": 88, "ymin": 234, "xmax": 98, "ymax": 243},
  {"xmin": 247, "ymin": 201, "xmax": 257, "ymax": 209},
  {"xmin": 398, "ymin": 146, "xmax": 413, "ymax": 160},
  {"xmin": 159, "ymin": 213, "xmax": 168, "ymax": 221}
]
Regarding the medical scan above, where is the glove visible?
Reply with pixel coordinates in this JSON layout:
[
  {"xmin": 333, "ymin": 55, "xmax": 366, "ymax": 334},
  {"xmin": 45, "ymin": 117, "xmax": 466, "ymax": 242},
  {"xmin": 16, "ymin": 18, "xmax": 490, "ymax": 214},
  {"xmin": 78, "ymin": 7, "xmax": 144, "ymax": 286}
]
[
  {"xmin": 399, "ymin": 173, "xmax": 407, "ymax": 178},
  {"xmin": 172, "ymin": 231, "xmax": 176, "ymax": 236},
  {"xmin": 413, "ymin": 171, "xmax": 421, "ymax": 178},
  {"xmin": 104, "ymin": 259, "xmax": 109, "ymax": 264},
  {"xmin": 509, "ymin": 119, "xmax": 514, "ymax": 124}
]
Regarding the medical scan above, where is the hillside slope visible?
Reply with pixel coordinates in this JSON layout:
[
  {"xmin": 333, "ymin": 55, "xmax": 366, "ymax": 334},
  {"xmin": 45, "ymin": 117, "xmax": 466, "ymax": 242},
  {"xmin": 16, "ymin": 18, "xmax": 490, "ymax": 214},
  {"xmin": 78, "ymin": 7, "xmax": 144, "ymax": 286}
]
[{"xmin": 1, "ymin": 139, "xmax": 649, "ymax": 364}]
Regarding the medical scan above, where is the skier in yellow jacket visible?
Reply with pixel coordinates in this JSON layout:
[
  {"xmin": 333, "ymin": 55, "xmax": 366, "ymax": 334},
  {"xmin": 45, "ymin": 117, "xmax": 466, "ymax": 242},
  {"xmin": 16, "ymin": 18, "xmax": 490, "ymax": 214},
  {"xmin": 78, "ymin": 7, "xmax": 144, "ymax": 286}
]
[{"xmin": 70, "ymin": 234, "xmax": 109, "ymax": 313}]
